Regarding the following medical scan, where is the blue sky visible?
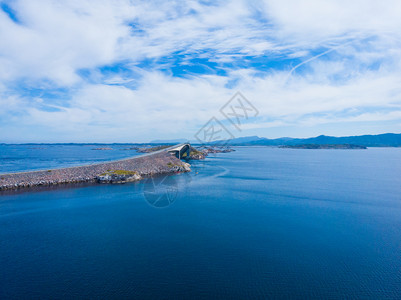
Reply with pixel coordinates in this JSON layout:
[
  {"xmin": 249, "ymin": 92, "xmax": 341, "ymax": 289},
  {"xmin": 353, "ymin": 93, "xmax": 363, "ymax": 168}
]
[{"xmin": 1, "ymin": 0, "xmax": 401, "ymax": 142}]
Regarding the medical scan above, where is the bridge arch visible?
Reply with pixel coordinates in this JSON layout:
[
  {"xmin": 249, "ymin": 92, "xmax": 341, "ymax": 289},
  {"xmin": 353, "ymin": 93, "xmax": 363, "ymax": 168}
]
[{"xmin": 166, "ymin": 143, "xmax": 191, "ymax": 159}]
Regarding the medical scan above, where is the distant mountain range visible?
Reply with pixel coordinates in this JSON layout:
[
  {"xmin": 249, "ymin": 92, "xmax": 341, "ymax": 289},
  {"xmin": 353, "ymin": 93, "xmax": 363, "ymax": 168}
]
[
  {"xmin": 3, "ymin": 133, "xmax": 399, "ymax": 146},
  {"xmin": 221, "ymin": 133, "xmax": 401, "ymax": 147},
  {"xmin": 151, "ymin": 133, "xmax": 401, "ymax": 147}
]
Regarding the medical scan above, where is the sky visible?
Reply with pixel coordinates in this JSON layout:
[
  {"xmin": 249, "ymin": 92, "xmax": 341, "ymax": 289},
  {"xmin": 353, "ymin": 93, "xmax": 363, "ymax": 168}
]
[{"xmin": 1, "ymin": 0, "xmax": 401, "ymax": 143}]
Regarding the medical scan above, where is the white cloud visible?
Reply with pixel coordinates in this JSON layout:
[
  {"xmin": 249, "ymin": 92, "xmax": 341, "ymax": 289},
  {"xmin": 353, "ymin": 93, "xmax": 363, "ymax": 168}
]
[
  {"xmin": 0, "ymin": 0, "xmax": 134, "ymax": 85},
  {"xmin": 1, "ymin": 0, "xmax": 401, "ymax": 141},
  {"xmin": 262, "ymin": 0, "xmax": 401, "ymax": 45}
]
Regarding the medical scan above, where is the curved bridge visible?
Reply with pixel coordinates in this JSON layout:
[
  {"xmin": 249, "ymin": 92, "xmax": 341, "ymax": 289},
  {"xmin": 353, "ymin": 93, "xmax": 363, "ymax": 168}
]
[{"xmin": 166, "ymin": 143, "xmax": 191, "ymax": 159}]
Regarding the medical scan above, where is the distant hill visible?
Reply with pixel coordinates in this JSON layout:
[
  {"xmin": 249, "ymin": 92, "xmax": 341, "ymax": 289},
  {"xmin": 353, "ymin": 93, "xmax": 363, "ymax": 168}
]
[
  {"xmin": 223, "ymin": 136, "xmax": 264, "ymax": 144},
  {"xmin": 213, "ymin": 133, "xmax": 401, "ymax": 147},
  {"xmin": 279, "ymin": 144, "xmax": 367, "ymax": 149}
]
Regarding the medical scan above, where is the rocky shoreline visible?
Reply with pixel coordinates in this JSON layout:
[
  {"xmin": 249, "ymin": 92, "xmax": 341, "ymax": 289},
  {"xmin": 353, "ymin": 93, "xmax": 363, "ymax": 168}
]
[
  {"xmin": 185, "ymin": 146, "xmax": 235, "ymax": 160},
  {"xmin": 0, "ymin": 151, "xmax": 190, "ymax": 192}
]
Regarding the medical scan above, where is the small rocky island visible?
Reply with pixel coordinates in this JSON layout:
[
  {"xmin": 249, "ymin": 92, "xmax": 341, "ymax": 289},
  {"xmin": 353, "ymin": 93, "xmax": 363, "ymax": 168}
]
[
  {"xmin": 279, "ymin": 144, "xmax": 367, "ymax": 149},
  {"xmin": 92, "ymin": 147, "xmax": 113, "ymax": 150},
  {"xmin": 183, "ymin": 146, "xmax": 235, "ymax": 160}
]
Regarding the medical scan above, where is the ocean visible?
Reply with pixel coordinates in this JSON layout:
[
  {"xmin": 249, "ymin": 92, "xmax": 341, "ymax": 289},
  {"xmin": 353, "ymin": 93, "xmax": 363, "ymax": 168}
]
[
  {"xmin": 1, "ymin": 146, "xmax": 401, "ymax": 298},
  {"xmin": 0, "ymin": 144, "xmax": 141, "ymax": 173}
]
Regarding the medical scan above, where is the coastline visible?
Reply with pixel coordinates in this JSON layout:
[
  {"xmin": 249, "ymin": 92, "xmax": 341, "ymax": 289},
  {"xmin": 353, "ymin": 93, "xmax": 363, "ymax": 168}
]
[{"xmin": 0, "ymin": 149, "xmax": 190, "ymax": 192}]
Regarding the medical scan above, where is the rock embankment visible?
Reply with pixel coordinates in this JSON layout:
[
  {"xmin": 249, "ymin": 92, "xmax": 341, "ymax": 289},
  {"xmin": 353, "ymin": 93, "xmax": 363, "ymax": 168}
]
[
  {"xmin": 96, "ymin": 170, "xmax": 142, "ymax": 183},
  {"xmin": 0, "ymin": 152, "xmax": 191, "ymax": 191},
  {"xmin": 136, "ymin": 145, "xmax": 171, "ymax": 153},
  {"xmin": 186, "ymin": 146, "xmax": 235, "ymax": 160}
]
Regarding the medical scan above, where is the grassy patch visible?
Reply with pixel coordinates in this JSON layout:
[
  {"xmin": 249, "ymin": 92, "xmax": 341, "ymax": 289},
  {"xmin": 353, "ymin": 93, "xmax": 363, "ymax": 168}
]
[
  {"xmin": 167, "ymin": 162, "xmax": 180, "ymax": 168},
  {"xmin": 190, "ymin": 150, "xmax": 203, "ymax": 156},
  {"xmin": 100, "ymin": 170, "xmax": 139, "ymax": 176}
]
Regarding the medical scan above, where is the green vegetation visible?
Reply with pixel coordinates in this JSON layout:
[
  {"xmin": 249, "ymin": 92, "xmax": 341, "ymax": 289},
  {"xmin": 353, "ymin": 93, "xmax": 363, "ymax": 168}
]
[
  {"xmin": 167, "ymin": 162, "xmax": 180, "ymax": 168},
  {"xmin": 190, "ymin": 150, "xmax": 203, "ymax": 156},
  {"xmin": 100, "ymin": 170, "xmax": 139, "ymax": 176}
]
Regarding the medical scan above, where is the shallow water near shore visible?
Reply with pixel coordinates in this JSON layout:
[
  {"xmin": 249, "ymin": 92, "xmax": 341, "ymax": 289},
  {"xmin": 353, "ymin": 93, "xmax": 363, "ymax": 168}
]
[{"xmin": 1, "ymin": 147, "xmax": 401, "ymax": 298}]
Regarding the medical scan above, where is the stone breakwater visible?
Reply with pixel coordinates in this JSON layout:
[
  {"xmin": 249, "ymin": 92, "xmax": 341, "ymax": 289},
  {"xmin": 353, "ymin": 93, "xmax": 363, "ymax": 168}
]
[{"xmin": 0, "ymin": 152, "xmax": 191, "ymax": 191}]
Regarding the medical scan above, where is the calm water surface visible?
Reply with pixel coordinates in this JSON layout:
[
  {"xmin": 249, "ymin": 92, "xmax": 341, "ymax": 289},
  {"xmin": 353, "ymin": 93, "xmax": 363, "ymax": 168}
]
[
  {"xmin": 0, "ymin": 144, "xmax": 141, "ymax": 173},
  {"xmin": 1, "ymin": 147, "xmax": 401, "ymax": 298}
]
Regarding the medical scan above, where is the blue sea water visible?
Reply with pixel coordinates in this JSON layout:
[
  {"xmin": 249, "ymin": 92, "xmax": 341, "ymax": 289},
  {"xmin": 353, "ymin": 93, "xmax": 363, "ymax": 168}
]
[
  {"xmin": 0, "ymin": 144, "xmax": 141, "ymax": 173},
  {"xmin": 1, "ymin": 147, "xmax": 401, "ymax": 298}
]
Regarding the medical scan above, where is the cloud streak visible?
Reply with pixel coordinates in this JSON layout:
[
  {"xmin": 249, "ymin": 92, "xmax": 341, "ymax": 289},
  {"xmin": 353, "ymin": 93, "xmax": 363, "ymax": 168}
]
[{"xmin": 1, "ymin": 0, "xmax": 401, "ymax": 142}]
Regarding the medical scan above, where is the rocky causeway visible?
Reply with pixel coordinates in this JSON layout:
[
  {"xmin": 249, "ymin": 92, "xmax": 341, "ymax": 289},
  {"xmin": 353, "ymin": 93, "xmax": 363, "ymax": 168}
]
[{"xmin": 0, "ymin": 150, "xmax": 191, "ymax": 191}]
